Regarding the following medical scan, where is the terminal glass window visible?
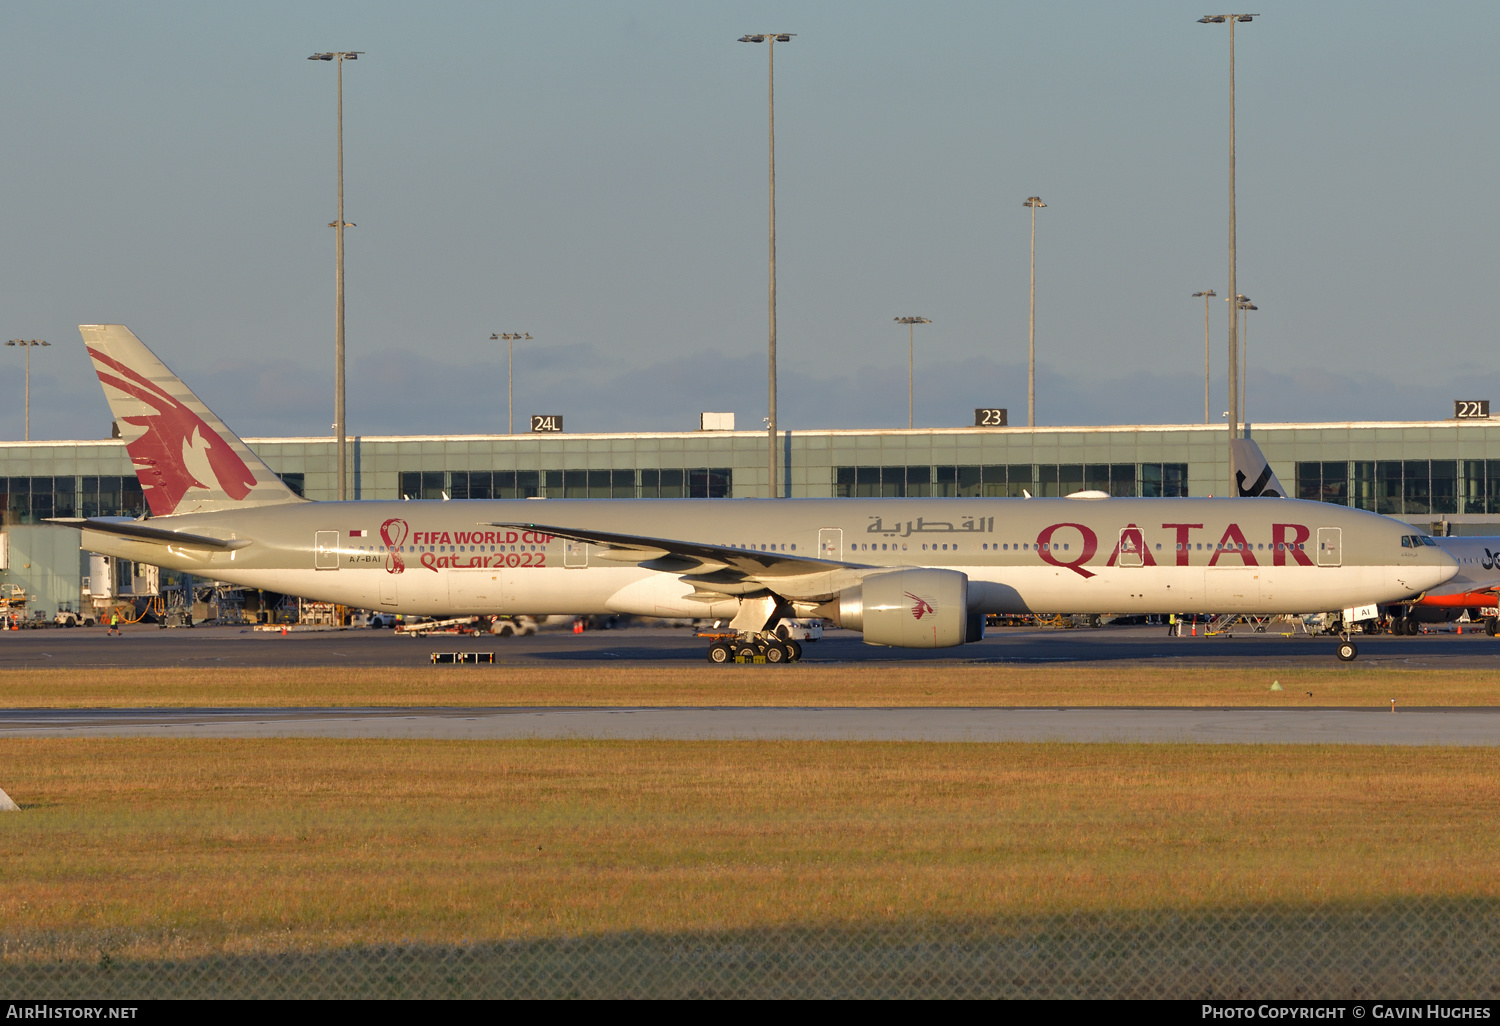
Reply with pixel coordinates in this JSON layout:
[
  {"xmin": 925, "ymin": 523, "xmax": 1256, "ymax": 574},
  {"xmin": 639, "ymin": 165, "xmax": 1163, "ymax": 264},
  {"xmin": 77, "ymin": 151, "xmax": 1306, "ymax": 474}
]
[
  {"xmin": 460, "ymin": 471, "xmax": 541, "ymax": 500},
  {"xmin": 1308, "ymin": 460, "xmax": 1461, "ymax": 515},
  {"xmin": 1296, "ymin": 462, "xmax": 1347, "ymax": 505},
  {"xmin": 450, "ymin": 471, "xmax": 490, "ymax": 499},
  {"xmin": 399, "ymin": 471, "xmax": 446, "ymax": 500},
  {"xmin": 277, "ymin": 472, "xmax": 305, "ymax": 498},
  {"xmin": 688, "ymin": 468, "xmax": 731, "ymax": 499},
  {"xmin": 1351, "ymin": 462, "xmax": 1376, "ymax": 511},
  {"xmin": 905, "ymin": 465, "xmax": 931, "ymax": 498},
  {"xmin": 840, "ymin": 464, "xmax": 1181, "ymax": 499},
  {"xmin": 1376, "ymin": 461, "xmax": 1403, "ymax": 515},
  {"xmin": 3, "ymin": 476, "xmax": 80, "ymax": 524},
  {"xmin": 1404, "ymin": 460, "xmax": 1431, "ymax": 516},
  {"xmin": 1138, "ymin": 464, "xmax": 1188, "ymax": 497},
  {"xmin": 1036, "ymin": 465, "xmax": 1084, "ymax": 497},
  {"xmin": 1430, "ymin": 460, "xmax": 1457, "ymax": 515},
  {"xmin": 879, "ymin": 466, "xmax": 905, "ymax": 497},
  {"xmin": 79, "ymin": 476, "xmax": 145, "ymax": 519},
  {"xmin": 641, "ymin": 468, "xmax": 686, "ymax": 498},
  {"xmin": 1464, "ymin": 461, "xmax": 1487, "ymax": 514},
  {"xmin": 1461, "ymin": 460, "xmax": 1500, "ymax": 515}
]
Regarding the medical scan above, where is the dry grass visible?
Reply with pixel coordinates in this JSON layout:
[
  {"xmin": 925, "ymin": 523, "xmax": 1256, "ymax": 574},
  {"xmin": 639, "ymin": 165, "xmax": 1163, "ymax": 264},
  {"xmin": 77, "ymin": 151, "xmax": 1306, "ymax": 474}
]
[
  {"xmin": 0, "ymin": 663, "xmax": 1497, "ymax": 708},
  {"xmin": 1, "ymin": 738, "xmax": 1498, "ymax": 959}
]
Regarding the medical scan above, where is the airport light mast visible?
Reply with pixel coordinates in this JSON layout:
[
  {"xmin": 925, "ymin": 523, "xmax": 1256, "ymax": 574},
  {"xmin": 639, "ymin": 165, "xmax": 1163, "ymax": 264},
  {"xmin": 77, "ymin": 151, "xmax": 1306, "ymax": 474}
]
[
  {"xmin": 1236, "ymin": 296, "xmax": 1256, "ymax": 426},
  {"xmin": 1198, "ymin": 13, "xmax": 1256, "ymax": 490},
  {"xmin": 308, "ymin": 50, "xmax": 362, "ymax": 501},
  {"xmin": 738, "ymin": 32, "xmax": 794, "ymax": 498},
  {"xmin": 5, "ymin": 339, "xmax": 48, "ymax": 441},
  {"xmin": 1192, "ymin": 290, "xmax": 1216, "ymax": 424},
  {"xmin": 1023, "ymin": 197, "xmax": 1046, "ymax": 427},
  {"xmin": 490, "ymin": 333, "xmax": 532, "ymax": 435},
  {"xmin": 895, "ymin": 317, "xmax": 932, "ymax": 430}
]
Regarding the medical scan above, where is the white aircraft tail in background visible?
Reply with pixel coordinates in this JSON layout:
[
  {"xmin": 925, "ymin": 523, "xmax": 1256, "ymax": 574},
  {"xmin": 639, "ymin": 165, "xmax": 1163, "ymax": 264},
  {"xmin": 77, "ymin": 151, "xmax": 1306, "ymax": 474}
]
[
  {"xmin": 1231, "ymin": 437, "xmax": 1289, "ymax": 498},
  {"xmin": 80, "ymin": 324, "xmax": 304, "ymax": 517}
]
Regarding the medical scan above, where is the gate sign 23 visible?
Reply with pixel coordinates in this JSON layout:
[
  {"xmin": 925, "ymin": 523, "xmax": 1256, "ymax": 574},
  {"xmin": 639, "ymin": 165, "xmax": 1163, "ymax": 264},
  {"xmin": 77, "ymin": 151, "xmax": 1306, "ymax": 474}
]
[{"xmin": 974, "ymin": 408, "xmax": 1008, "ymax": 427}]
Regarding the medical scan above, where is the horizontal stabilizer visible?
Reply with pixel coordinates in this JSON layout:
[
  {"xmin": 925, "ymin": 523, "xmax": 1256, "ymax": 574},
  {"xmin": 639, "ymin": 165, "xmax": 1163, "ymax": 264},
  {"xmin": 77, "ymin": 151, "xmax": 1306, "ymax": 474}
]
[{"xmin": 47, "ymin": 517, "xmax": 253, "ymax": 551}]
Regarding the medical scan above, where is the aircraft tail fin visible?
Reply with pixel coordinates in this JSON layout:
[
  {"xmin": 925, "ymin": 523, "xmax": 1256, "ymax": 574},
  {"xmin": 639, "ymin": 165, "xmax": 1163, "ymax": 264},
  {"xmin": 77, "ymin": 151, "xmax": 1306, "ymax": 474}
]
[
  {"xmin": 79, "ymin": 324, "xmax": 306, "ymax": 516},
  {"xmin": 1230, "ymin": 437, "xmax": 1289, "ymax": 498}
]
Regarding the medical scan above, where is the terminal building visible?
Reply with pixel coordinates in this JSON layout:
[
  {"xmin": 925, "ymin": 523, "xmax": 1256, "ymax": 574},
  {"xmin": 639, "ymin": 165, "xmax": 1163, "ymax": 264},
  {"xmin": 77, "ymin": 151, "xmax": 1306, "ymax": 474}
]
[{"xmin": 4, "ymin": 417, "xmax": 1500, "ymax": 620}]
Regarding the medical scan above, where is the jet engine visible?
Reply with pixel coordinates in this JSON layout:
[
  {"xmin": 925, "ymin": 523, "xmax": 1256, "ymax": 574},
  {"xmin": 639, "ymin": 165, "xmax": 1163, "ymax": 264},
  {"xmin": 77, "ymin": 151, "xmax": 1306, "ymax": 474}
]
[{"xmin": 832, "ymin": 568, "xmax": 978, "ymax": 648}]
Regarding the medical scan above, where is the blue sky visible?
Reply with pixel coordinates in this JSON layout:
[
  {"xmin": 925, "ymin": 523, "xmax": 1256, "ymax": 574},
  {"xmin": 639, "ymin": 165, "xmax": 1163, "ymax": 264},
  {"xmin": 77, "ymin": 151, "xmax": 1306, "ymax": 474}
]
[{"xmin": 0, "ymin": 1, "xmax": 1494, "ymax": 440}]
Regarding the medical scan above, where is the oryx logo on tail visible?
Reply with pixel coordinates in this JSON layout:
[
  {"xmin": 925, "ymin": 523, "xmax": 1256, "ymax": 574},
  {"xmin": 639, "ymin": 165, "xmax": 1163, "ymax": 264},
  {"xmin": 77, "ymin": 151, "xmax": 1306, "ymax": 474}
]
[
  {"xmin": 88, "ymin": 347, "xmax": 255, "ymax": 514},
  {"xmin": 80, "ymin": 325, "xmax": 303, "ymax": 515}
]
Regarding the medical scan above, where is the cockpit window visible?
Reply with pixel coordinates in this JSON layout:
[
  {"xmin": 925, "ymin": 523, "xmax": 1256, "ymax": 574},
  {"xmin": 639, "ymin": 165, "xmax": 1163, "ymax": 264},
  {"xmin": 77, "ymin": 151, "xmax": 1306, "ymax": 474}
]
[
  {"xmin": 1401, "ymin": 536, "xmax": 1414, "ymax": 548},
  {"xmin": 1419, "ymin": 535, "xmax": 1438, "ymax": 547}
]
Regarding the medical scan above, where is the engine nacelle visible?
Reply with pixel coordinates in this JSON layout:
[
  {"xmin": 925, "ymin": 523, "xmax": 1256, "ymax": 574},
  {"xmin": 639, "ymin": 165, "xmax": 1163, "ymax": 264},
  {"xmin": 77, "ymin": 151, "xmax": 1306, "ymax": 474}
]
[{"xmin": 836, "ymin": 568, "xmax": 970, "ymax": 648}]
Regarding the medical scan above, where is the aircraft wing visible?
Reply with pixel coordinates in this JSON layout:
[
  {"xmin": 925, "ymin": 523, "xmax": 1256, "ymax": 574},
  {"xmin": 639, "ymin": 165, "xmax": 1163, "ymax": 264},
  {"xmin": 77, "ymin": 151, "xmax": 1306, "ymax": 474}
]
[
  {"xmin": 489, "ymin": 521, "xmax": 873, "ymax": 600},
  {"xmin": 46, "ymin": 517, "xmax": 253, "ymax": 551}
]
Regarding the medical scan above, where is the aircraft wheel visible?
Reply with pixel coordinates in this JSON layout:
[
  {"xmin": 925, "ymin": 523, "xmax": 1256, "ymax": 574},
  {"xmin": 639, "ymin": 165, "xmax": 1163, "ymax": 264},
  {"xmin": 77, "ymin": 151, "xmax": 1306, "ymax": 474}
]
[
  {"xmin": 707, "ymin": 642, "xmax": 732, "ymax": 665},
  {"xmin": 1406, "ymin": 618, "xmax": 1421, "ymax": 636},
  {"xmin": 1336, "ymin": 640, "xmax": 1359, "ymax": 662},
  {"xmin": 764, "ymin": 642, "xmax": 788, "ymax": 664},
  {"xmin": 786, "ymin": 639, "xmax": 804, "ymax": 662},
  {"xmin": 1487, "ymin": 617, "xmax": 1498, "ymax": 637}
]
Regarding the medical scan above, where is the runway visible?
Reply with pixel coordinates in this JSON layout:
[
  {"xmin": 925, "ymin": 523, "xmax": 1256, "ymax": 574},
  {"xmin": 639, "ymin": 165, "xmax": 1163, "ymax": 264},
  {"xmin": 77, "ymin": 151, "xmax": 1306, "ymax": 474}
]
[
  {"xmin": 2, "ymin": 623, "xmax": 1498, "ymax": 669},
  {"xmin": 5, "ymin": 705, "xmax": 1500, "ymax": 744}
]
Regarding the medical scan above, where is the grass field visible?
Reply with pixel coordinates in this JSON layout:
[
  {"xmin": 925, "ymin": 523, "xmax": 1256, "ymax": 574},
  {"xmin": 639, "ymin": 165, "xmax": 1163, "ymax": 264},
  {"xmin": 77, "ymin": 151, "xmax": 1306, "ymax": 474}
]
[
  {"xmin": 0, "ymin": 663, "xmax": 1497, "ymax": 708},
  {"xmin": 2, "ymin": 737, "xmax": 1498, "ymax": 963}
]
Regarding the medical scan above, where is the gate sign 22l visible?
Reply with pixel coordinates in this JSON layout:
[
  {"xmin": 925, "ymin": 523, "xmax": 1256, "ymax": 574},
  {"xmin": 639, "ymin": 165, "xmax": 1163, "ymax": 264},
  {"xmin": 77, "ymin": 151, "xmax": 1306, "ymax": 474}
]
[{"xmin": 1455, "ymin": 400, "xmax": 1490, "ymax": 419}]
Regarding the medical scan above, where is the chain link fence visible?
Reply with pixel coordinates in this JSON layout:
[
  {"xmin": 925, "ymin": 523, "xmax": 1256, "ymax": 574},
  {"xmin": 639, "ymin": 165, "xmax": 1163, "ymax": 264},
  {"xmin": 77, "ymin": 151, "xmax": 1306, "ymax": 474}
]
[{"xmin": 5, "ymin": 901, "xmax": 1500, "ymax": 999}]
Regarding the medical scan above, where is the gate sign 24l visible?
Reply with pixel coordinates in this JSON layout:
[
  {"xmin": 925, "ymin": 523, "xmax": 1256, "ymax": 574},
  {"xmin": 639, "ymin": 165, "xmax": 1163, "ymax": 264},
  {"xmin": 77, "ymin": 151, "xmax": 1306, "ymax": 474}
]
[
  {"xmin": 531, "ymin": 415, "xmax": 564, "ymax": 432},
  {"xmin": 1455, "ymin": 401, "xmax": 1490, "ymax": 420}
]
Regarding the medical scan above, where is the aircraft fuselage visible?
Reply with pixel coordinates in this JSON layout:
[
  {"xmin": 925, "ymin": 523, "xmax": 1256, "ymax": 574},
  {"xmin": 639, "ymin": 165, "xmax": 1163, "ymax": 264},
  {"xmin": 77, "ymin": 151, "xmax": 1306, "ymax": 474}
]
[{"xmin": 81, "ymin": 496, "xmax": 1457, "ymax": 619}]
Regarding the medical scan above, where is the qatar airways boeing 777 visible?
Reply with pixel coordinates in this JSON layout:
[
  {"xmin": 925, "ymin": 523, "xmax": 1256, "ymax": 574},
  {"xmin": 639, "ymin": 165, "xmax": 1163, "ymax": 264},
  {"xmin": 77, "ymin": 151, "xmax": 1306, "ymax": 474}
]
[{"xmin": 54, "ymin": 325, "xmax": 1457, "ymax": 662}]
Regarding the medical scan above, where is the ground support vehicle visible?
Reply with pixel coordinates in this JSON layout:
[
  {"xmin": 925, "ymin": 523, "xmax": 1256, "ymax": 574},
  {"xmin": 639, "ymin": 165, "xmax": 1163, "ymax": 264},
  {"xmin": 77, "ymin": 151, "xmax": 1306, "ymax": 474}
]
[
  {"xmin": 773, "ymin": 618, "xmax": 823, "ymax": 642},
  {"xmin": 53, "ymin": 604, "xmax": 95, "ymax": 628},
  {"xmin": 489, "ymin": 615, "xmax": 538, "ymax": 637},
  {"xmin": 397, "ymin": 616, "xmax": 482, "ymax": 637}
]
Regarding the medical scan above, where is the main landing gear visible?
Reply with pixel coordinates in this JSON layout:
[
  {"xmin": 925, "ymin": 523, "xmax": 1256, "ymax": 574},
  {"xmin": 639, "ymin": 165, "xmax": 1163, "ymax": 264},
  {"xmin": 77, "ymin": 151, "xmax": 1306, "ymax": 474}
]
[{"xmin": 705, "ymin": 632, "xmax": 804, "ymax": 665}]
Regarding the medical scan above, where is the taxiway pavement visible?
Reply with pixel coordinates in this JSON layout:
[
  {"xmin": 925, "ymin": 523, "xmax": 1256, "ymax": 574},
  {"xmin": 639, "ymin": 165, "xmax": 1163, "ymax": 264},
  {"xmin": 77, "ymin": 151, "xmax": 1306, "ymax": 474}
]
[
  {"xmin": 1, "ymin": 623, "xmax": 1497, "ymax": 670},
  {"xmin": 3, "ymin": 705, "xmax": 1499, "ymax": 744}
]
